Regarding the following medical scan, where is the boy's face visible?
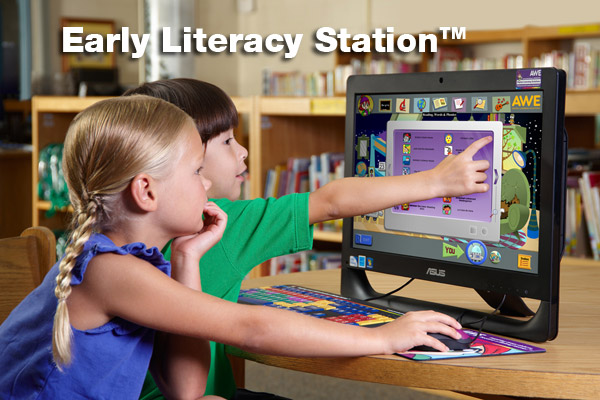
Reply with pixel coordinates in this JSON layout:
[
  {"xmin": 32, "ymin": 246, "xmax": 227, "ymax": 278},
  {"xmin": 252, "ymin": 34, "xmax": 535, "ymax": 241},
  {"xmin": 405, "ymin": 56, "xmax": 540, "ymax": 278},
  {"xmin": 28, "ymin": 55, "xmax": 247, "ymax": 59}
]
[{"xmin": 203, "ymin": 129, "xmax": 248, "ymax": 200}]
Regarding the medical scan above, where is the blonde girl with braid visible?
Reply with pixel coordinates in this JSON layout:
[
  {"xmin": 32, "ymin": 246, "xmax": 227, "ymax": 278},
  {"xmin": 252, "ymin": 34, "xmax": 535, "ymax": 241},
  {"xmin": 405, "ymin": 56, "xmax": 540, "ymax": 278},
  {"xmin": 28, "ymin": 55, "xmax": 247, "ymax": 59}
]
[{"xmin": 0, "ymin": 95, "xmax": 465, "ymax": 400}]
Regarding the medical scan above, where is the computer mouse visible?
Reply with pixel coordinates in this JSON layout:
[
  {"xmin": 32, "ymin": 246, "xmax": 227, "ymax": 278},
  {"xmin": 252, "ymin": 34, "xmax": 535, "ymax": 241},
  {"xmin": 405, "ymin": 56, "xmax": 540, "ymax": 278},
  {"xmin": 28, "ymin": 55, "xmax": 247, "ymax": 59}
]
[{"xmin": 409, "ymin": 331, "xmax": 473, "ymax": 352}]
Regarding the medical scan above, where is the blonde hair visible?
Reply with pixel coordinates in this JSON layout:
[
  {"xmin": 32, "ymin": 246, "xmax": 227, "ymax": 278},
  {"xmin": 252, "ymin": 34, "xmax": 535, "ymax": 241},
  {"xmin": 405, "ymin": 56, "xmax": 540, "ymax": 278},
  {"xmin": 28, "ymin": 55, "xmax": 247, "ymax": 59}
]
[{"xmin": 53, "ymin": 95, "xmax": 193, "ymax": 368}]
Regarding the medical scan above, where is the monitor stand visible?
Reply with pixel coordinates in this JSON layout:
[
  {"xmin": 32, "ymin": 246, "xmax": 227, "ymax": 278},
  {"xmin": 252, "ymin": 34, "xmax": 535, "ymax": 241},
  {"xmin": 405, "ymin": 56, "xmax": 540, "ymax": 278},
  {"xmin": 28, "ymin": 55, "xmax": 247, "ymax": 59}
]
[
  {"xmin": 475, "ymin": 289, "xmax": 534, "ymax": 317},
  {"xmin": 341, "ymin": 267, "xmax": 557, "ymax": 342}
]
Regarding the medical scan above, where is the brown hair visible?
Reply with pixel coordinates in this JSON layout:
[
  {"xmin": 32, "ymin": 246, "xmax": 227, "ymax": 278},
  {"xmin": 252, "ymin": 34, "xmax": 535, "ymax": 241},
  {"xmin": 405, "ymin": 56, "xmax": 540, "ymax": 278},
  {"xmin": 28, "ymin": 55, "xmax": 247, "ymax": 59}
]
[{"xmin": 123, "ymin": 78, "xmax": 238, "ymax": 143}]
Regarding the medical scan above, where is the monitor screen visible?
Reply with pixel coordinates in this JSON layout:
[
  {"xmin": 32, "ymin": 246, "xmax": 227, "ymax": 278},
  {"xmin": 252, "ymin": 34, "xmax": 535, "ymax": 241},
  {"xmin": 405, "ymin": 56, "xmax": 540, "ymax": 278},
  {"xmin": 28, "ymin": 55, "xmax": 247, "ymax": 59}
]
[{"xmin": 342, "ymin": 68, "xmax": 566, "ymax": 342}]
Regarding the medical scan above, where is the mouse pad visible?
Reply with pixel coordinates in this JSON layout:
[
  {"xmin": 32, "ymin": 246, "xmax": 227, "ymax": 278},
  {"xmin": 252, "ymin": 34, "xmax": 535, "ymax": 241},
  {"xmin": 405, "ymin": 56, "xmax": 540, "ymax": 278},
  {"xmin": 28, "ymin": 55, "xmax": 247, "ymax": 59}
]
[{"xmin": 398, "ymin": 329, "xmax": 545, "ymax": 361}]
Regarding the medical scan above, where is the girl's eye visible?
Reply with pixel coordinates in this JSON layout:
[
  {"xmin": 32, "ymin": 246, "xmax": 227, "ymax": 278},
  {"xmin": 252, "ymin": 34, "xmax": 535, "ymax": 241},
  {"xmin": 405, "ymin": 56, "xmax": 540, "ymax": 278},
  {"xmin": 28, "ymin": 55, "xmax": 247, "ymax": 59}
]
[
  {"xmin": 195, "ymin": 167, "xmax": 203, "ymax": 175},
  {"xmin": 225, "ymin": 138, "xmax": 233, "ymax": 145}
]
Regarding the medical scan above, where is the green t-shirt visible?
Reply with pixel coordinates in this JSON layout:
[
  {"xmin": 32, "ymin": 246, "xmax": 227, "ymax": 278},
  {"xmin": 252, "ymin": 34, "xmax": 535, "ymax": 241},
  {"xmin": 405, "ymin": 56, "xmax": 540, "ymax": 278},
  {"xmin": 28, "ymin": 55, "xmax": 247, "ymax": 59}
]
[{"xmin": 139, "ymin": 193, "xmax": 313, "ymax": 399}]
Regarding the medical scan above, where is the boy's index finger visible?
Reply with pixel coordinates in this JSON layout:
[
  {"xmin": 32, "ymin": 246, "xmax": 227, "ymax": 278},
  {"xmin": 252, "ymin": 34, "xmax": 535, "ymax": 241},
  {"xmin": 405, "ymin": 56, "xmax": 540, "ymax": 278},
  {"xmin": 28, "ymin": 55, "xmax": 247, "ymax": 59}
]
[{"xmin": 461, "ymin": 136, "xmax": 493, "ymax": 158}]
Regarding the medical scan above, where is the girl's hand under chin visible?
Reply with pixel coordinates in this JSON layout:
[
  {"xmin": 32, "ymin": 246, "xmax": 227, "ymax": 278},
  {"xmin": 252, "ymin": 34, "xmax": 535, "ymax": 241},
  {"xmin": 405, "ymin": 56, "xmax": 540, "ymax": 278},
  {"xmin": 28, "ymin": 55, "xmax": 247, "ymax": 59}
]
[{"xmin": 171, "ymin": 202, "xmax": 228, "ymax": 261}]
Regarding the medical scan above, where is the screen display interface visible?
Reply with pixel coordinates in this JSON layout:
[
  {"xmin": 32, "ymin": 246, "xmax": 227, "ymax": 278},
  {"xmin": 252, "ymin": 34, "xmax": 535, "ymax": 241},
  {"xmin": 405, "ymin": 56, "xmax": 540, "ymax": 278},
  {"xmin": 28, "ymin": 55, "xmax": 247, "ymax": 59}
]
[{"xmin": 351, "ymin": 91, "xmax": 542, "ymax": 274}]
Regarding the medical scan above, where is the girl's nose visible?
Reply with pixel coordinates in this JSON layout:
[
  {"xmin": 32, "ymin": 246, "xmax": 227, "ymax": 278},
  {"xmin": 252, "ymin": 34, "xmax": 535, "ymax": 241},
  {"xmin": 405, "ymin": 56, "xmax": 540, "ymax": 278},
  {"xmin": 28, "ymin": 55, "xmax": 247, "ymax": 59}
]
[{"xmin": 202, "ymin": 175, "xmax": 212, "ymax": 191}]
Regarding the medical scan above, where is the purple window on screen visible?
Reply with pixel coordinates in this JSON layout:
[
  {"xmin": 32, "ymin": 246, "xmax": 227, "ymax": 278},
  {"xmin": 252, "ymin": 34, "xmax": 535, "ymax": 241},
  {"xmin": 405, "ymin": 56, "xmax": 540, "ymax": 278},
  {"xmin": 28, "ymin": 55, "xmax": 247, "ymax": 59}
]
[{"xmin": 391, "ymin": 129, "xmax": 493, "ymax": 223}]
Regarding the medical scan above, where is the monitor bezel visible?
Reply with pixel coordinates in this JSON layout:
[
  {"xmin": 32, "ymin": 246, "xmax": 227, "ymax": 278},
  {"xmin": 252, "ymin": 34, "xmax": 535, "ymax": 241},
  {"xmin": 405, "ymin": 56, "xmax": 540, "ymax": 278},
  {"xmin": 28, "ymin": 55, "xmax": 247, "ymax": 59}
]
[{"xmin": 341, "ymin": 68, "xmax": 566, "ymax": 341}]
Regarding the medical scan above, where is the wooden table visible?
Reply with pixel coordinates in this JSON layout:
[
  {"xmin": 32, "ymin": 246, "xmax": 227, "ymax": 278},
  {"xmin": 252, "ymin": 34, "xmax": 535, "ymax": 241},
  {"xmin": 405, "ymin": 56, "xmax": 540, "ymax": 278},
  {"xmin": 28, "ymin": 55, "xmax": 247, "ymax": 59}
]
[{"xmin": 227, "ymin": 257, "xmax": 600, "ymax": 399}]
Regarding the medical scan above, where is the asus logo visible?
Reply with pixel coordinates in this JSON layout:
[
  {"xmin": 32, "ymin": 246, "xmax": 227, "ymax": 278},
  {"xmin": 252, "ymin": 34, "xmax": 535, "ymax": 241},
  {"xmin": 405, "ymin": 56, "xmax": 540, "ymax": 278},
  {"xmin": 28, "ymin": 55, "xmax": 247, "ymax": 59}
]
[{"xmin": 426, "ymin": 268, "xmax": 445, "ymax": 277}]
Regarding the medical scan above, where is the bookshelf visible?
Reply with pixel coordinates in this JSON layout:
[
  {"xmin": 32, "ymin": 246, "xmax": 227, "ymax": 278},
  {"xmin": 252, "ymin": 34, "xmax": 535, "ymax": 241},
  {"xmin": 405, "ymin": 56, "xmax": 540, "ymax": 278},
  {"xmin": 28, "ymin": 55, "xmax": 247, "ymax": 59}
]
[
  {"xmin": 247, "ymin": 96, "xmax": 347, "ymax": 277},
  {"xmin": 249, "ymin": 96, "xmax": 346, "ymax": 244}
]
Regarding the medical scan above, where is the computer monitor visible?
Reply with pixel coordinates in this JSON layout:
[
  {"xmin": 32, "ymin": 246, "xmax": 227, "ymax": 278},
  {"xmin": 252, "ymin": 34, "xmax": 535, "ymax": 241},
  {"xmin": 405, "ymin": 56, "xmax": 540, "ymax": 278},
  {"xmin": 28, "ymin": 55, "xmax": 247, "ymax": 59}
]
[{"xmin": 341, "ymin": 68, "xmax": 567, "ymax": 342}]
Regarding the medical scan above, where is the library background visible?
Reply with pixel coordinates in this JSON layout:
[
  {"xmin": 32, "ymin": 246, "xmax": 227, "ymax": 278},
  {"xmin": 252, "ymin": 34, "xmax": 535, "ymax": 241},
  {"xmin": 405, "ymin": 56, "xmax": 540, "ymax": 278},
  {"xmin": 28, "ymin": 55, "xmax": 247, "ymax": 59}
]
[
  {"xmin": 1, "ymin": 0, "xmax": 599, "ymax": 398},
  {"xmin": 2, "ymin": 1, "xmax": 600, "ymax": 276}
]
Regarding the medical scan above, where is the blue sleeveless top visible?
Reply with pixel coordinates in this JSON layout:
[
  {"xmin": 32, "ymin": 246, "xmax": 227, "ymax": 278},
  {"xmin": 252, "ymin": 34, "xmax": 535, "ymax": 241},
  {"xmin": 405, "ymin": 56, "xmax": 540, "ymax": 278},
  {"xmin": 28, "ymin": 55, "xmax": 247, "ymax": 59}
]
[{"xmin": 0, "ymin": 233, "xmax": 171, "ymax": 399}]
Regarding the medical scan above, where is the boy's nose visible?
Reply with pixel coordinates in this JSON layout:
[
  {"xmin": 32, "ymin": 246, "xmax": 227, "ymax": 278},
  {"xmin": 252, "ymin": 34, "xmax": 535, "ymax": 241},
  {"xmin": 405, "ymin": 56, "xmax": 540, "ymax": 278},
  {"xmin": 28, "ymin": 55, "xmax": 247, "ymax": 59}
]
[{"xmin": 238, "ymin": 143, "xmax": 248, "ymax": 160}]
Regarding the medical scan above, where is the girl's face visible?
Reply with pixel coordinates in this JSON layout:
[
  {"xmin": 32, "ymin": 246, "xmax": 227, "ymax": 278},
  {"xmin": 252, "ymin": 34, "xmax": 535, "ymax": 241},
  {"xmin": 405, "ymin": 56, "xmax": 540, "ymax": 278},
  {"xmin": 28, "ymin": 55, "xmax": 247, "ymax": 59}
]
[
  {"xmin": 202, "ymin": 129, "xmax": 248, "ymax": 201},
  {"xmin": 157, "ymin": 124, "xmax": 212, "ymax": 236}
]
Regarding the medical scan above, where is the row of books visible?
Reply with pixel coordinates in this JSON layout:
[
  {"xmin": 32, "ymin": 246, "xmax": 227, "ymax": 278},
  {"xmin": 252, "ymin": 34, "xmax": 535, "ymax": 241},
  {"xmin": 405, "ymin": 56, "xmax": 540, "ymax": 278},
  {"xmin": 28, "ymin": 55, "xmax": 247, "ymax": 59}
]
[
  {"xmin": 264, "ymin": 152, "xmax": 345, "ymax": 233},
  {"xmin": 264, "ymin": 43, "xmax": 600, "ymax": 96},
  {"xmin": 530, "ymin": 43, "xmax": 600, "ymax": 90},
  {"xmin": 428, "ymin": 43, "xmax": 600, "ymax": 90},
  {"xmin": 262, "ymin": 70, "xmax": 335, "ymax": 97},
  {"xmin": 262, "ymin": 57, "xmax": 419, "ymax": 96},
  {"xmin": 565, "ymin": 171, "xmax": 600, "ymax": 260},
  {"xmin": 333, "ymin": 58, "xmax": 419, "ymax": 94},
  {"xmin": 269, "ymin": 250, "xmax": 342, "ymax": 275},
  {"xmin": 263, "ymin": 152, "xmax": 345, "ymax": 199}
]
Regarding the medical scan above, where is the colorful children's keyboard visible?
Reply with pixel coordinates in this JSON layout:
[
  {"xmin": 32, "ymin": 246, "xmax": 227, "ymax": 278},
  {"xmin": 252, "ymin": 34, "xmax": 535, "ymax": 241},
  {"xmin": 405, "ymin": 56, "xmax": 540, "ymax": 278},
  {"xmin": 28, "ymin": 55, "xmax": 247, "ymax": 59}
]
[{"xmin": 238, "ymin": 285, "xmax": 403, "ymax": 327}]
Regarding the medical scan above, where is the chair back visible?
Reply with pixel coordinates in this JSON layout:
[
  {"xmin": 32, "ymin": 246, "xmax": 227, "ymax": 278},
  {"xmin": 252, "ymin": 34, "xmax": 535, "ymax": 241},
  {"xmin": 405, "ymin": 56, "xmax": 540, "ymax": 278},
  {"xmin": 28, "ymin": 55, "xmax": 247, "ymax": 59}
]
[{"xmin": 0, "ymin": 226, "xmax": 56, "ymax": 322}]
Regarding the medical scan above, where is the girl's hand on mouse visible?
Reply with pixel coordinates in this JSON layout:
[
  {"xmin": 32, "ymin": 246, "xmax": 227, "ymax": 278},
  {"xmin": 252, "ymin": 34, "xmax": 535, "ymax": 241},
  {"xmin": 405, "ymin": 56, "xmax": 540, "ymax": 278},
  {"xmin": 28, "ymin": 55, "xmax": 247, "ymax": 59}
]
[
  {"xmin": 375, "ymin": 310, "xmax": 462, "ymax": 353},
  {"xmin": 426, "ymin": 136, "xmax": 492, "ymax": 198}
]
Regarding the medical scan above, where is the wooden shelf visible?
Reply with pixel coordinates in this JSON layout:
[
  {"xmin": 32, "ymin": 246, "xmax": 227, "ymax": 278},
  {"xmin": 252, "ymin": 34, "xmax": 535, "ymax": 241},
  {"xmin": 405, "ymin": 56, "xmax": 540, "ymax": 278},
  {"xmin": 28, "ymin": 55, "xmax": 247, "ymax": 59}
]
[
  {"xmin": 3, "ymin": 99, "xmax": 31, "ymax": 114},
  {"xmin": 231, "ymin": 96, "xmax": 253, "ymax": 114},
  {"xmin": 32, "ymin": 96, "xmax": 111, "ymax": 113},
  {"xmin": 565, "ymin": 90, "xmax": 600, "ymax": 116},
  {"xmin": 259, "ymin": 96, "xmax": 346, "ymax": 116},
  {"xmin": 526, "ymin": 23, "xmax": 600, "ymax": 40},
  {"xmin": 250, "ymin": 97, "xmax": 346, "ymax": 200},
  {"xmin": 35, "ymin": 200, "xmax": 73, "ymax": 213},
  {"xmin": 438, "ymin": 28, "xmax": 525, "ymax": 45},
  {"xmin": 313, "ymin": 230, "xmax": 343, "ymax": 243}
]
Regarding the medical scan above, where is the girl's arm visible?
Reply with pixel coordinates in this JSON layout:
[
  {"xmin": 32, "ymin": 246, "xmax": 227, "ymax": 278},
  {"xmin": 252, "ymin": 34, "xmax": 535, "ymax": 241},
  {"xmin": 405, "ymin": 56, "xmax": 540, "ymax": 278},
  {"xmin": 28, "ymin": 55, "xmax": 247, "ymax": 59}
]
[
  {"xmin": 81, "ymin": 255, "xmax": 462, "ymax": 361},
  {"xmin": 308, "ymin": 136, "xmax": 492, "ymax": 225},
  {"xmin": 149, "ymin": 202, "xmax": 227, "ymax": 399}
]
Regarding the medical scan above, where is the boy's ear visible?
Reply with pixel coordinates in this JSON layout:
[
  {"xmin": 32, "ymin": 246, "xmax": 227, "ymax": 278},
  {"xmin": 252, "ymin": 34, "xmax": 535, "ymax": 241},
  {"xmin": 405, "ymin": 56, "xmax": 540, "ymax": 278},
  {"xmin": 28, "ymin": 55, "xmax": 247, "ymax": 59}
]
[{"xmin": 130, "ymin": 173, "xmax": 158, "ymax": 212}]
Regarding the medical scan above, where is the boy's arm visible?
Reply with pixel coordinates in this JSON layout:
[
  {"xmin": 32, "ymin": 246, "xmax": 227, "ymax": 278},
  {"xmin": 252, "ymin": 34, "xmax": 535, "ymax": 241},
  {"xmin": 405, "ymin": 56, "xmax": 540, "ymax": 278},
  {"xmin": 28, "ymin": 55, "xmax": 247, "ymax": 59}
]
[{"xmin": 308, "ymin": 136, "xmax": 491, "ymax": 225}]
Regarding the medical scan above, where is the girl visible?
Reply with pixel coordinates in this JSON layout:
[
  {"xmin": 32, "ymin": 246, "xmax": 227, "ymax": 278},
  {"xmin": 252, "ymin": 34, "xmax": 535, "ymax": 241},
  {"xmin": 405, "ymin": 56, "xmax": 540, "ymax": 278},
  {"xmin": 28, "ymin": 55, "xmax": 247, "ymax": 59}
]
[
  {"xmin": 125, "ymin": 79, "xmax": 492, "ymax": 400},
  {"xmin": 0, "ymin": 96, "xmax": 464, "ymax": 399}
]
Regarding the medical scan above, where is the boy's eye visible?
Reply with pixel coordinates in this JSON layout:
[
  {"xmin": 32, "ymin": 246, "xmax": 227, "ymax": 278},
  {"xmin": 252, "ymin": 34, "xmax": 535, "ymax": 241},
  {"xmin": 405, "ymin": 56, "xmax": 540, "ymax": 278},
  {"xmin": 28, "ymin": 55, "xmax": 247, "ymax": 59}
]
[
  {"xmin": 195, "ymin": 167, "xmax": 204, "ymax": 175},
  {"xmin": 225, "ymin": 138, "xmax": 232, "ymax": 145}
]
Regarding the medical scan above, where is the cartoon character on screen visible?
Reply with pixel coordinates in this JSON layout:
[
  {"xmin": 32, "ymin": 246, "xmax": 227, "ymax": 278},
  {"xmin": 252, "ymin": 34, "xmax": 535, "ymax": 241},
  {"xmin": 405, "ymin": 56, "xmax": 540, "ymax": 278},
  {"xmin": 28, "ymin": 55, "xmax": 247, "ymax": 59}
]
[
  {"xmin": 369, "ymin": 134, "xmax": 386, "ymax": 177},
  {"xmin": 511, "ymin": 150, "xmax": 539, "ymax": 239},
  {"xmin": 442, "ymin": 204, "xmax": 451, "ymax": 215},
  {"xmin": 499, "ymin": 168, "xmax": 531, "ymax": 239},
  {"xmin": 358, "ymin": 95, "xmax": 373, "ymax": 116}
]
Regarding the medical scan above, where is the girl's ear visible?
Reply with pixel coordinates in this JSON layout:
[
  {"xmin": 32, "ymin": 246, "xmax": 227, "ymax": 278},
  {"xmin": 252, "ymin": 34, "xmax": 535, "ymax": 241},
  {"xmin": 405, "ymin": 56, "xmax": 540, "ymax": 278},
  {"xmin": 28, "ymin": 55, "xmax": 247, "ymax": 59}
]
[{"xmin": 130, "ymin": 173, "xmax": 158, "ymax": 212}]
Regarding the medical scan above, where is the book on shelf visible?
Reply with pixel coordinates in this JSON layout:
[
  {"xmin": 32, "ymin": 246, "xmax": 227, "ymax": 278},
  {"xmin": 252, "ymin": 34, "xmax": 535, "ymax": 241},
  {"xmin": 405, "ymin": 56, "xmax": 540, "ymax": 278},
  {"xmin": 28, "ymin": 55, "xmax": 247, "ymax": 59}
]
[
  {"xmin": 264, "ymin": 153, "xmax": 345, "ymax": 200},
  {"xmin": 269, "ymin": 250, "xmax": 342, "ymax": 275},
  {"xmin": 565, "ymin": 176, "xmax": 591, "ymax": 258},
  {"xmin": 262, "ymin": 69, "xmax": 334, "ymax": 97},
  {"xmin": 264, "ymin": 153, "xmax": 345, "ymax": 233},
  {"xmin": 430, "ymin": 46, "xmax": 464, "ymax": 72},
  {"xmin": 577, "ymin": 171, "xmax": 600, "ymax": 260},
  {"xmin": 428, "ymin": 50, "xmax": 513, "ymax": 72},
  {"xmin": 504, "ymin": 54, "xmax": 524, "ymax": 69},
  {"xmin": 531, "ymin": 42, "xmax": 600, "ymax": 90}
]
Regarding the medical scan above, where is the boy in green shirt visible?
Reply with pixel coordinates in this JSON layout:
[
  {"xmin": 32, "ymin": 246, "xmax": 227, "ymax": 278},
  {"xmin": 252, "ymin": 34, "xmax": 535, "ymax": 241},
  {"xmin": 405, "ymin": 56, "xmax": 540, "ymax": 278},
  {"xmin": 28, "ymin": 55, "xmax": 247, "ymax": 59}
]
[{"xmin": 125, "ymin": 79, "xmax": 491, "ymax": 399}]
